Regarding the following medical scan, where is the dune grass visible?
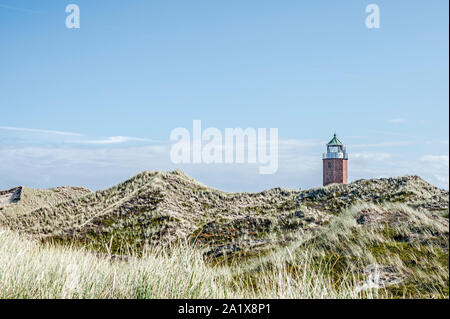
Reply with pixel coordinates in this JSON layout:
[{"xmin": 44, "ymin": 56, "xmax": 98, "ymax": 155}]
[
  {"xmin": 247, "ymin": 202, "xmax": 449, "ymax": 298},
  {"xmin": 3, "ymin": 201, "xmax": 447, "ymax": 299},
  {"xmin": 0, "ymin": 226, "xmax": 382, "ymax": 299}
]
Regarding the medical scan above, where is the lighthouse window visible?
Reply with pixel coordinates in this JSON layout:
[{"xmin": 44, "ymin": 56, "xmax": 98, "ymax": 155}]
[{"xmin": 329, "ymin": 146, "xmax": 339, "ymax": 152}]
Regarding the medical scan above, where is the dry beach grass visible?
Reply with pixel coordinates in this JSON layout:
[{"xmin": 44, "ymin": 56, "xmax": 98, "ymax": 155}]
[{"xmin": 0, "ymin": 171, "xmax": 448, "ymax": 298}]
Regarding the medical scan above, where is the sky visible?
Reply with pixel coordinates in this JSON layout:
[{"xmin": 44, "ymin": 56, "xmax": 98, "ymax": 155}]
[{"xmin": 0, "ymin": 0, "xmax": 448, "ymax": 191}]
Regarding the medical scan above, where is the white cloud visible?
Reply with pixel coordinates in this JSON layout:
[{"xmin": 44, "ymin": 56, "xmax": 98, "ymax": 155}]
[
  {"xmin": 349, "ymin": 141, "xmax": 414, "ymax": 148},
  {"xmin": 388, "ymin": 118, "xmax": 408, "ymax": 124},
  {"xmin": 0, "ymin": 126, "xmax": 83, "ymax": 137},
  {"xmin": 75, "ymin": 136, "xmax": 158, "ymax": 145},
  {"xmin": 425, "ymin": 140, "xmax": 449, "ymax": 145},
  {"xmin": 0, "ymin": 126, "xmax": 158, "ymax": 145},
  {"xmin": 0, "ymin": 145, "xmax": 171, "ymax": 190},
  {"xmin": 0, "ymin": 139, "xmax": 448, "ymax": 192},
  {"xmin": 278, "ymin": 139, "xmax": 322, "ymax": 148},
  {"xmin": 420, "ymin": 155, "xmax": 449, "ymax": 167},
  {"xmin": 0, "ymin": 4, "xmax": 43, "ymax": 14},
  {"xmin": 351, "ymin": 152, "xmax": 392, "ymax": 161}
]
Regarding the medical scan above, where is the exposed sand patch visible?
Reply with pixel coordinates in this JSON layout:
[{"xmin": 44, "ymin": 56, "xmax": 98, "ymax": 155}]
[{"xmin": 0, "ymin": 187, "xmax": 21, "ymax": 207}]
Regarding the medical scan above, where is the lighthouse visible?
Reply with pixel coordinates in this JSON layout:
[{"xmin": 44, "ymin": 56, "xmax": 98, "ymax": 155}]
[{"xmin": 322, "ymin": 133, "xmax": 348, "ymax": 186}]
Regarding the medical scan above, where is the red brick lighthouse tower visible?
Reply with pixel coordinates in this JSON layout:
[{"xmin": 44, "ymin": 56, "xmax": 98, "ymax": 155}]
[{"xmin": 323, "ymin": 133, "xmax": 348, "ymax": 186}]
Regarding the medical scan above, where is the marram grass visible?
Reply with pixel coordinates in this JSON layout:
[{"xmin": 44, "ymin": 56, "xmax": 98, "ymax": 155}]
[
  {"xmin": 0, "ymin": 227, "xmax": 382, "ymax": 299},
  {"xmin": 0, "ymin": 202, "xmax": 448, "ymax": 299},
  {"xmin": 0, "ymin": 174, "xmax": 447, "ymax": 299}
]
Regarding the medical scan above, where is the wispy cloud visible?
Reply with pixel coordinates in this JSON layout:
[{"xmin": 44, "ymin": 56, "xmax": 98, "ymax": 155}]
[
  {"xmin": 279, "ymin": 139, "xmax": 322, "ymax": 148},
  {"xmin": 388, "ymin": 118, "xmax": 408, "ymax": 124},
  {"xmin": 425, "ymin": 140, "xmax": 449, "ymax": 146},
  {"xmin": 0, "ymin": 126, "xmax": 158, "ymax": 145},
  {"xmin": 349, "ymin": 141, "xmax": 414, "ymax": 148},
  {"xmin": 351, "ymin": 152, "xmax": 392, "ymax": 161},
  {"xmin": 0, "ymin": 126, "xmax": 83, "ymax": 137},
  {"xmin": 418, "ymin": 155, "xmax": 449, "ymax": 185},
  {"xmin": 0, "ymin": 143, "xmax": 448, "ymax": 191},
  {"xmin": 420, "ymin": 155, "xmax": 449, "ymax": 167},
  {"xmin": 0, "ymin": 129, "xmax": 448, "ymax": 190},
  {"xmin": 76, "ymin": 136, "xmax": 159, "ymax": 145},
  {"xmin": 0, "ymin": 3, "xmax": 43, "ymax": 14}
]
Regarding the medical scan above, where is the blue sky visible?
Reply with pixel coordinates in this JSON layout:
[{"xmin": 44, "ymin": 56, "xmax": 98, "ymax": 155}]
[{"xmin": 0, "ymin": 0, "xmax": 448, "ymax": 191}]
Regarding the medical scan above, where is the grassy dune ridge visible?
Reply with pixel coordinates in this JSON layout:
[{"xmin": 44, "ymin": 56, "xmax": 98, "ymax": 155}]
[{"xmin": 0, "ymin": 171, "xmax": 448, "ymax": 298}]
